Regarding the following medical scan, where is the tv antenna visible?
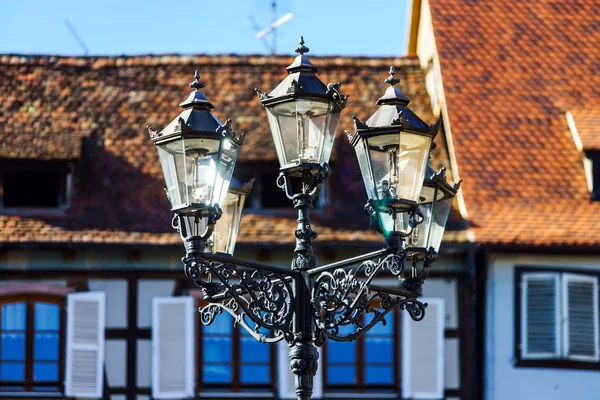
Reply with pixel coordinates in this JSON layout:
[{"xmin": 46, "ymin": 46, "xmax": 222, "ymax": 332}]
[
  {"xmin": 64, "ymin": 18, "xmax": 89, "ymax": 55},
  {"xmin": 252, "ymin": 1, "xmax": 293, "ymax": 55}
]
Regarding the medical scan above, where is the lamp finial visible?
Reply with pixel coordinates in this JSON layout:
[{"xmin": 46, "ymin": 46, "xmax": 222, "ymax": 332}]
[
  {"xmin": 384, "ymin": 66, "xmax": 400, "ymax": 86},
  {"xmin": 295, "ymin": 36, "xmax": 310, "ymax": 55},
  {"xmin": 190, "ymin": 70, "xmax": 206, "ymax": 90}
]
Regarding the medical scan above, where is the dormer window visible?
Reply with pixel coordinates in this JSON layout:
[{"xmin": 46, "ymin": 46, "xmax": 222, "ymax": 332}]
[
  {"xmin": 0, "ymin": 160, "xmax": 72, "ymax": 212},
  {"xmin": 236, "ymin": 161, "xmax": 325, "ymax": 211},
  {"xmin": 566, "ymin": 110, "xmax": 600, "ymax": 200}
]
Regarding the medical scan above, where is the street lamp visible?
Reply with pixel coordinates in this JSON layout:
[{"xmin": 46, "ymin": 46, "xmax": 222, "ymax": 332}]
[
  {"xmin": 148, "ymin": 37, "xmax": 460, "ymax": 400},
  {"xmin": 148, "ymin": 70, "xmax": 245, "ymax": 255}
]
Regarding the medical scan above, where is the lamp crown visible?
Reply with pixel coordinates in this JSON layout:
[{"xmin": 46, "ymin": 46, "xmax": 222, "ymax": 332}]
[
  {"xmin": 384, "ymin": 66, "xmax": 400, "ymax": 86},
  {"xmin": 189, "ymin": 70, "xmax": 206, "ymax": 90},
  {"xmin": 295, "ymin": 36, "xmax": 310, "ymax": 55}
]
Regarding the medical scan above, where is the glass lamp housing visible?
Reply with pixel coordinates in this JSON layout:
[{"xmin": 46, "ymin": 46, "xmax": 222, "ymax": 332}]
[
  {"xmin": 348, "ymin": 66, "xmax": 440, "ymax": 238},
  {"xmin": 207, "ymin": 178, "xmax": 253, "ymax": 256},
  {"xmin": 257, "ymin": 37, "xmax": 346, "ymax": 173},
  {"xmin": 406, "ymin": 167, "xmax": 459, "ymax": 254},
  {"xmin": 266, "ymin": 99, "xmax": 341, "ymax": 169},
  {"xmin": 150, "ymin": 71, "xmax": 244, "ymax": 239}
]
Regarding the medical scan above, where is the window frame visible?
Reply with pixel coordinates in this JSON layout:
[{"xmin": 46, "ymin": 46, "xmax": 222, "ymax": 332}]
[
  {"xmin": 515, "ymin": 267, "xmax": 600, "ymax": 370},
  {"xmin": 0, "ymin": 294, "xmax": 66, "ymax": 393},
  {"xmin": 195, "ymin": 298, "xmax": 276, "ymax": 395},
  {"xmin": 323, "ymin": 307, "xmax": 400, "ymax": 394}
]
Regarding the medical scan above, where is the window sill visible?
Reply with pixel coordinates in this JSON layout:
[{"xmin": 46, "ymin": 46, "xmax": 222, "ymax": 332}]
[
  {"xmin": 516, "ymin": 359, "xmax": 600, "ymax": 371},
  {"xmin": 1, "ymin": 207, "xmax": 68, "ymax": 217},
  {"xmin": 196, "ymin": 392, "xmax": 274, "ymax": 398},
  {"xmin": 0, "ymin": 392, "xmax": 63, "ymax": 399}
]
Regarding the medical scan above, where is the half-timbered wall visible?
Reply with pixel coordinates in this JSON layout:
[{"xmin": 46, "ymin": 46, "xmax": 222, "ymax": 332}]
[{"xmin": 0, "ymin": 246, "xmax": 469, "ymax": 400}]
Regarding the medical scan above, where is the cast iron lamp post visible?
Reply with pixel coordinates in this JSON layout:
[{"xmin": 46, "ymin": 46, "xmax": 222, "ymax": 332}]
[{"xmin": 148, "ymin": 37, "xmax": 460, "ymax": 400}]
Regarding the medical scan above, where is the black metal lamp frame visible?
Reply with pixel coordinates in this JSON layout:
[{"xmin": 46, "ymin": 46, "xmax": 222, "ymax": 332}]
[{"xmin": 175, "ymin": 169, "xmax": 432, "ymax": 400}]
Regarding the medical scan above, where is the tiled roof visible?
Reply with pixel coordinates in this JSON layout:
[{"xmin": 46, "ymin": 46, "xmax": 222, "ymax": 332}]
[
  {"xmin": 429, "ymin": 0, "xmax": 600, "ymax": 247},
  {"xmin": 0, "ymin": 53, "xmax": 465, "ymax": 248},
  {"xmin": 570, "ymin": 108, "xmax": 600, "ymax": 150}
]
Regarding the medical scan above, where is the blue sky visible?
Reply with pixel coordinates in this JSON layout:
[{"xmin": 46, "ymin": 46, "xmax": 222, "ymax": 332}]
[{"xmin": 1, "ymin": 0, "xmax": 410, "ymax": 56}]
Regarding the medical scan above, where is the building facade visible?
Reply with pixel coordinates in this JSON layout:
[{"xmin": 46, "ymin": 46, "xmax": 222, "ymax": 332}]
[
  {"xmin": 0, "ymin": 54, "xmax": 473, "ymax": 399},
  {"xmin": 409, "ymin": 0, "xmax": 600, "ymax": 399}
]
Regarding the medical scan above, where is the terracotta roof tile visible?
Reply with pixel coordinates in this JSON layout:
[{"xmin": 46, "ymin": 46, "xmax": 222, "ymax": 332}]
[
  {"xmin": 430, "ymin": 0, "xmax": 600, "ymax": 246},
  {"xmin": 571, "ymin": 108, "xmax": 600, "ymax": 150},
  {"xmin": 0, "ymin": 54, "xmax": 466, "ymax": 247}
]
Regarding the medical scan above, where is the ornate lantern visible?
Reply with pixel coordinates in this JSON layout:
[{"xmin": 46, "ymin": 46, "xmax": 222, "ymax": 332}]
[
  {"xmin": 256, "ymin": 36, "xmax": 347, "ymax": 175},
  {"xmin": 208, "ymin": 177, "xmax": 254, "ymax": 255},
  {"xmin": 148, "ymin": 71, "xmax": 245, "ymax": 243},
  {"xmin": 347, "ymin": 66, "xmax": 441, "ymax": 238}
]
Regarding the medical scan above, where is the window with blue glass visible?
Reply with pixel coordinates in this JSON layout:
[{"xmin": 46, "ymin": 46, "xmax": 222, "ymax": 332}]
[
  {"xmin": 198, "ymin": 301, "xmax": 273, "ymax": 393},
  {"xmin": 0, "ymin": 296, "xmax": 64, "ymax": 393},
  {"xmin": 325, "ymin": 310, "xmax": 398, "ymax": 393}
]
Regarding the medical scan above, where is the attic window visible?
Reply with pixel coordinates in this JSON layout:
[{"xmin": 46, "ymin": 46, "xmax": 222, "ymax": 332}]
[
  {"xmin": 584, "ymin": 151, "xmax": 600, "ymax": 200},
  {"xmin": 235, "ymin": 162, "xmax": 325, "ymax": 211},
  {"xmin": 566, "ymin": 110, "xmax": 600, "ymax": 200},
  {"xmin": 0, "ymin": 161, "xmax": 72, "ymax": 211}
]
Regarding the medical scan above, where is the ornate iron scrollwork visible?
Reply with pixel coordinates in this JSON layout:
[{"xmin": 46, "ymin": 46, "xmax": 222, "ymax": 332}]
[
  {"xmin": 311, "ymin": 253, "xmax": 427, "ymax": 342},
  {"xmin": 185, "ymin": 256, "xmax": 296, "ymax": 342}
]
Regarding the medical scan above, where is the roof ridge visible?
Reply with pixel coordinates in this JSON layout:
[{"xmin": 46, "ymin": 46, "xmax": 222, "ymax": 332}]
[{"xmin": 0, "ymin": 53, "xmax": 420, "ymax": 69}]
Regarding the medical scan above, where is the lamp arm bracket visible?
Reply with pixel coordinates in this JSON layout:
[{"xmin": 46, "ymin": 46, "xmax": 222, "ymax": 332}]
[
  {"xmin": 198, "ymin": 252, "xmax": 301, "ymax": 278},
  {"xmin": 307, "ymin": 248, "xmax": 389, "ymax": 277},
  {"xmin": 311, "ymin": 252, "xmax": 429, "ymax": 342},
  {"xmin": 186, "ymin": 257, "xmax": 295, "ymax": 339},
  {"xmin": 200, "ymin": 300, "xmax": 286, "ymax": 344},
  {"xmin": 315, "ymin": 295, "xmax": 427, "ymax": 343}
]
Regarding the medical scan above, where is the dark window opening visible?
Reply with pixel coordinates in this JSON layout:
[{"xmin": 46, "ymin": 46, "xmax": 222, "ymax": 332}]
[
  {"xmin": 260, "ymin": 173, "xmax": 321, "ymax": 209},
  {"xmin": 3, "ymin": 171, "xmax": 64, "ymax": 208},
  {"xmin": 261, "ymin": 173, "xmax": 292, "ymax": 209},
  {"xmin": 588, "ymin": 151, "xmax": 600, "ymax": 200}
]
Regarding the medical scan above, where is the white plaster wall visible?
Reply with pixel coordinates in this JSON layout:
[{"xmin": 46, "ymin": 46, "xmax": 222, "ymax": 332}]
[
  {"xmin": 486, "ymin": 254, "xmax": 600, "ymax": 400},
  {"xmin": 105, "ymin": 340, "xmax": 127, "ymax": 387},
  {"xmin": 89, "ymin": 279, "xmax": 127, "ymax": 327},
  {"xmin": 415, "ymin": 0, "xmax": 441, "ymax": 113},
  {"xmin": 137, "ymin": 279, "xmax": 175, "ymax": 327}
]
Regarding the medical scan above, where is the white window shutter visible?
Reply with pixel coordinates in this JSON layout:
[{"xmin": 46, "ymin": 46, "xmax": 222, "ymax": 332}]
[
  {"xmin": 402, "ymin": 298, "xmax": 445, "ymax": 399},
  {"xmin": 521, "ymin": 273, "xmax": 560, "ymax": 359},
  {"xmin": 65, "ymin": 291, "xmax": 106, "ymax": 399},
  {"xmin": 277, "ymin": 341, "xmax": 323, "ymax": 399},
  {"xmin": 563, "ymin": 273, "xmax": 599, "ymax": 361},
  {"xmin": 152, "ymin": 296, "xmax": 195, "ymax": 399}
]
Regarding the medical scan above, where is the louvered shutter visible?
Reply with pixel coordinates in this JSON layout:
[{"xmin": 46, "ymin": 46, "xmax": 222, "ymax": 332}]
[
  {"xmin": 521, "ymin": 273, "xmax": 560, "ymax": 359},
  {"xmin": 563, "ymin": 274, "xmax": 599, "ymax": 361},
  {"xmin": 402, "ymin": 298, "xmax": 444, "ymax": 399},
  {"xmin": 151, "ymin": 297, "xmax": 195, "ymax": 399},
  {"xmin": 277, "ymin": 341, "xmax": 323, "ymax": 399},
  {"xmin": 65, "ymin": 291, "xmax": 106, "ymax": 398}
]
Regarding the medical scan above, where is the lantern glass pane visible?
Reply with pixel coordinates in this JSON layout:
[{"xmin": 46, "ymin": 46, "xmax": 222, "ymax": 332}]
[
  {"xmin": 266, "ymin": 100, "xmax": 336, "ymax": 168},
  {"xmin": 179, "ymin": 215, "xmax": 209, "ymax": 238},
  {"xmin": 428, "ymin": 196, "xmax": 453, "ymax": 252},
  {"xmin": 182, "ymin": 137, "xmax": 221, "ymax": 207},
  {"xmin": 210, "ymin": 191, "xmax": 246, "ymax": 255},
  {"xmin": 212, "ymin": 138, "xmax": 239, "ymax": 208},
  {"xmin": 321, "ymin": 108, "xmax": 341, "ymax": 165},
  {"xmin": 354, "ymin": 139, "xmax": 376, "ymax": 200},
  {"xmin": 157, "ymin": 139, "xmax": 188, "ymax": 209},
  {"xmin": 367, "ymin": 132, "xmax": 431, "ymax": 203},
  {"xmin": 377, "ymin": 212, "xmax": 411, "ymax": 235},
  {"xmin": 407, "ymin": 203, "xmax": 431, "ymax": 249}
]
